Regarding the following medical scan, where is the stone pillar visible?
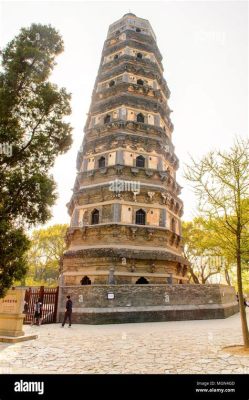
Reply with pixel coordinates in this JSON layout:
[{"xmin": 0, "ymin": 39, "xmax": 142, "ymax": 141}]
[
  {"xmin": 161, "ymin": 209, "xmax": 166, "ymax": 227},
  {"xmin": 158, "ymin": 158, "xmax": 163, "ymax": 170},
  {"xmin": 120, "ymin": 107, "xmax": 127, "ymax": 120},
  {"xmin": 123, "ymin": 72, "xmax": 129, "ymax": 82},
  {"xmin": 56, "ymin": 277, "xmax": 64, "ymax": 323},
  {"xmin": 116, "ymin": 150, "xmax": 124, "ymax": 165},
  {"xmin": 82, "ymin": 158, "xmax": 88, "ymax": 171},
  {"xmin": 72, "ymin": 209, "xmax": 79, "ymax": 227},
  {"xmin": 108, "ymin": 267, "xmax": 115, "ymax": 284},
  {"xmin": 154, "ymin": 115, "xmax": 160, "ymax": 126},
  {"xmin": 0, "ymin": 288, "xmax": 37, "ymax": 342},
  {"xmin": 113, "ymin": 203, "xmax": 121, "ymax": 223},
  {"xmin": 0, "ymin": 288, "xmax": 25, "ymax": 337}
]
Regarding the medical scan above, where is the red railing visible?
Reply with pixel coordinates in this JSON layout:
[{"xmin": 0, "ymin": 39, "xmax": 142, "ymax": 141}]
[{"xmin": 24, "ymin": 286, "xmax": 59, "ymax": 324}]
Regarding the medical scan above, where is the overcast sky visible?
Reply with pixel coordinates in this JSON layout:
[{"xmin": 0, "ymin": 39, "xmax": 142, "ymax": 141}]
[{"xmin": 0, "ymin": 0, "xmax": 248, "ymax": 227}]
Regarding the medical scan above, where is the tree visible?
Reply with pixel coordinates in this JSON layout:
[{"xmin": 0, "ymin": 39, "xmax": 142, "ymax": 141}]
[
  {"xmin": 0, "ymin": 24, "xmax": 72, "ymax": 297},
  {"xmin": 0, "ymin": 220, "xmax": 30, "ymax": 297},
  {"xmin": 185, "ymin": 137, "xmax": 249, "ymax": 348},
  {"xmin": 182, "ymin": 218, "xmax": 226, "ymax": 284},
  {"xmin": 23, "ymin": 224, "xmax": 68, "ymax": 286}
]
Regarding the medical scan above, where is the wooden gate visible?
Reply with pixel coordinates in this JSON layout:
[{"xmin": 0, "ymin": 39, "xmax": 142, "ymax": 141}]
[{"xmin": 24, "ymin": 286, "xmax": 59, "ymax": 324}]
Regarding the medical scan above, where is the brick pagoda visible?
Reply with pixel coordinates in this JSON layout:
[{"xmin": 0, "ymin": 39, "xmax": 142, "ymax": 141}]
[{"xmin": 62, "ymin": 13, "xmax": 189, "ymax": 286}]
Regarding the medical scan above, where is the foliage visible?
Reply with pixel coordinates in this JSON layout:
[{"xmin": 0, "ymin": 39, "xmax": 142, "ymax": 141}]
[
  {"xmin": 22, "ymin": 224, "xmax": 68, "ymax": 286},
  {"xmin": 0, "ymin": 24, "xmax": 72, "ymax": 297},
  {"xmin": 182, "ymin": 218, "xmax": 228, "ymax": 284},
  {"xmin": 185, "ymin": 137, "xmax": 249, "ymax": 347},
  {"xmin": 0, "ymin": 219, "xmax": 30, "ymax": 297}
]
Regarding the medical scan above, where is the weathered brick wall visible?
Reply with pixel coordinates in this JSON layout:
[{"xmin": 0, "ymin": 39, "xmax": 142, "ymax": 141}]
[{"xmin": 59, "ymin": 284, "xmax": 237, "ymax": 309}]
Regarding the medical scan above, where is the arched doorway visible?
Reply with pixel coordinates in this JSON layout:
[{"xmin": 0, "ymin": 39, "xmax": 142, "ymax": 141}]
[
  {"xmin": 91, "ymin": 209, "xmax": 99, "ymax": 225},
  {"xmin": 104, "ymin": 114, "xmax": 111, "ymax": 123},
  {"xmin": 98, "ymin": 156, "xmax": 106, "ymax": 168},
  {"xmin": 137, "ymin": 113, "xmax": 144, "ymax": 123},
  {"xmin": 136, "ymin": 277, "xmax": 149, "ymax": 284},
  {"xmin": 136, "ymin": 155, "xmax": 145, "ymax": 168},
  {"xmin": 81, "ymin": 276, "xmax": 91, "ymax": 285},
  {"xmin": 136, "ymin": 209, "xmax": 146, "ymax": 225},
  {"xmin": 137, "ymin": 79, "xmax": 144, "ymax": 86}
]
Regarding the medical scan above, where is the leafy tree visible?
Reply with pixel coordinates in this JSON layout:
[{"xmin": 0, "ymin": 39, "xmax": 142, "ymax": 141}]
[
  {"xmin": 185, "ymin": 137, "xmax": 249, "ymax": 348},
  {"xmin": 0, "ymin": 24, "xmax": 72, "ymax": 297},
  {"xmin": 182, "ymin": 218, "xmax": 226, "ymax": 284},
  {"xmin": 0, "ymin": 220, "xmax": 30, "ymax": 297},
  {"xmin": 22, "ymin": 224, "xmax": 68, "ymax": 286}
]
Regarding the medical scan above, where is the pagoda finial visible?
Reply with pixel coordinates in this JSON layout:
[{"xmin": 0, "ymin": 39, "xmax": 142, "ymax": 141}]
[{"xmin": 123, "ymin": 12, "xmax": 136, "ymax": 18}]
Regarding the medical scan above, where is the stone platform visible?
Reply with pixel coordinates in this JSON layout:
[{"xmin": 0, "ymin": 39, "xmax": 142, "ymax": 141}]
[
  {"xmin": 58, "ymin": 284, "xmax": 238, "ymax": 324},
  {"xmin": 0, "ymin": 334, "xmax": 38, "ymax": 343}
]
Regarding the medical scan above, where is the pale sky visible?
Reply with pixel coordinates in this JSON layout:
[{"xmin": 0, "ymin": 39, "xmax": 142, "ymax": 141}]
[{"xmin": 0, "ymin": 0, "xmax": 248, "ymax": 227}]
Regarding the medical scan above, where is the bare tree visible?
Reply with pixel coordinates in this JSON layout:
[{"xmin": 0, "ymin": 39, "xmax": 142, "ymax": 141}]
[{"xmin": 185, "ymin": 138, "xmax": 249, "ymax": 348}]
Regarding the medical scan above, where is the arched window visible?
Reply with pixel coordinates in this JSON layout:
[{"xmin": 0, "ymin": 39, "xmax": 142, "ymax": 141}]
[
  {"xmin": 136, "ymin": 209, "xmax": 146, "ymax": 225},
  {"xmin": 81, "ymin": 276, "xmax": 91, "ymax": 285},
  {"xmin": 136, "ymin": 28, "xmax": 141, "ymax": 33},
  {"xmin": 136, "ymin": 277, "xmax": 149, "ymax": 284},
  {"xmin": 91, "ymin": 209, "xmax": 99, "ymax": 225},
  {"xmin": 98, "ymin": 156, "xmax": 106, "ymax": 168},
  {"xmin": 136, "ymin": 113, "xmax": 144, "ymax": 123},
  {"xmin": 104, "ymin": 114, "xmax": 111, "ymax": 124},
  {"xmin": 171, "ymin": 217, "xmax": 176, "ymax": 233},
  {"xmin": 137, "ymin": 52, "xmax": 143, "ymax": 59},
  {"xmin": 137, "ymin": 79, "xmax": 144, "ymax": 86},
  {"xmin": 109, "ymin": 80, "xmax": 115, "ymax": 87},
  {"xmin": 136, "ymin": 155, "xmax": 145, "ymax": 168}
]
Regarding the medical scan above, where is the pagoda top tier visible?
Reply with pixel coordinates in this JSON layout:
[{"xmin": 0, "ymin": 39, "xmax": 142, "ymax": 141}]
[{"xmin": 107, "ymin": 13, "xmax": 157, "ymax": 41}]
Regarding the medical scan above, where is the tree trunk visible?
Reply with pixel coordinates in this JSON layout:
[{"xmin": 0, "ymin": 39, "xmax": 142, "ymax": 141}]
[
  {"xmin": 225, "ymin": 268, "xmax": 231, "ymax": 286},
  {"xmin": 237, "ymin": 241, "xmax": 249, "ymax": 348},
  {"xmin": 189, "ymin": 268, "xmax": 200, "ymax": 284}
]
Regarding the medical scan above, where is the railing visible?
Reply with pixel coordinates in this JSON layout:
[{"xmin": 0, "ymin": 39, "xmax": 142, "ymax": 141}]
[{"xmin": 24, "ymin": 286, "xmax": 59, "ymax": 324}]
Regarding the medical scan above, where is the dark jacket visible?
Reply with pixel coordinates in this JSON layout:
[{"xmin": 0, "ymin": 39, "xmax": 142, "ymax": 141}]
[{"xmin": 66, "ymin": 299, "xmax": 73, "ymax": 312}]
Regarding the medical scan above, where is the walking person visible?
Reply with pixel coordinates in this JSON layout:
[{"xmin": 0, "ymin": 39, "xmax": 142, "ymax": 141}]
[
  {"xmin": 32, "ymin": 298, "xmax": 43, "ymax": 326},
  {"xmin": 61, "ymin": 295, "xmax": 73, "ymax": 328},
  {"xmin": 23, "ymin": 300, "xmax": 29, "ymax": 314}
]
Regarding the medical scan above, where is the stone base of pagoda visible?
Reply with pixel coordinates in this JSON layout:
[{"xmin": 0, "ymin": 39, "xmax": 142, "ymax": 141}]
[
  {"xmin": 57, "ymin": 284, "xmax": 238, "ymax": 324},
  {"xmin": 62, "ymin": 245, "xmax": 189, "ymax": 285}
]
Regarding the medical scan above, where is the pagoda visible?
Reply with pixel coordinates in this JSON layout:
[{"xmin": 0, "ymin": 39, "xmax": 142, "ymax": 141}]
[{"xmin": 62, "ymin": 13, "xmax": 189, "ymax": 286}]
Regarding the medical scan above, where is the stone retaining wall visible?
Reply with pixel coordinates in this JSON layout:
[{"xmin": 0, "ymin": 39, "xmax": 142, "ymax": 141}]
[{"xmin": 58, "ymin": 284, "xmax": 238, "ymax": 324}]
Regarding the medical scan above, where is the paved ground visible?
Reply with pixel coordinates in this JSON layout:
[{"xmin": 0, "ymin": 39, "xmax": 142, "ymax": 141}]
[{"xmin": 0, "ymin": 311, "xmax": 249, "ymax": 374}]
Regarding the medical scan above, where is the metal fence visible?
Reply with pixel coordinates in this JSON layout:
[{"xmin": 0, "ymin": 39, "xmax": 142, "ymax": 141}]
[{"xmin": 24, "ymin": 286, "xmax": 59, "ymax": 324}]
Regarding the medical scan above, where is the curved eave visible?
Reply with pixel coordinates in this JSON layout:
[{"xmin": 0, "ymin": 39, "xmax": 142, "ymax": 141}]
[{"xmin": 64, "ymin": 245, "xmax": 190, "ymax": 266}]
